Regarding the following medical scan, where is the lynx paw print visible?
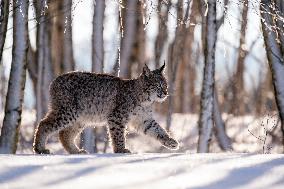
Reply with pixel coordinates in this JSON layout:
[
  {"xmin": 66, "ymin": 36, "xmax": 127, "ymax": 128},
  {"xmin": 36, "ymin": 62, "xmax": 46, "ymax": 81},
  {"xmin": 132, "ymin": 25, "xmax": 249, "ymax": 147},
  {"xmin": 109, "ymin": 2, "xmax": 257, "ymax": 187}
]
[{"xmin": 163, "ymin": 138, "xmax": 179, "ymax": 150}]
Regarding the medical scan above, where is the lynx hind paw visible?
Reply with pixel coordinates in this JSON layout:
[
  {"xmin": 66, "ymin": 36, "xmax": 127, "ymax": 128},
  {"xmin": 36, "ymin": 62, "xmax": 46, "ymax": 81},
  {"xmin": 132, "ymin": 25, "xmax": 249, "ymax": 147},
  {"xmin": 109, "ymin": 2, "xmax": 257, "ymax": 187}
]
[
  {"xmin": 115, "ymin": 148, "xmax": 131, "ymax": 153},
  {"xmin": 163, "ymin": 138, "xmax": 179, "ymax": 150}
]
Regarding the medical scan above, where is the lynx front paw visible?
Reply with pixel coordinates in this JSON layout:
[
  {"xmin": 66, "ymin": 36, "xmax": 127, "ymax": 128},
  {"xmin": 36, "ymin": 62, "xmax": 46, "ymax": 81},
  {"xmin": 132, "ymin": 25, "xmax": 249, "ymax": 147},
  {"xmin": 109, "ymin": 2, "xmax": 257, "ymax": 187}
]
[
  {"xmin": 78, "ymin": 149, "xmax": 88, "ymax": 154},
  {"xmin": 162, "ymin": 138, "xmax": 179, "ymax": 150},
  {"xmin": 114, "ymin": 148, "xmax": 131, "ymax": 153}
]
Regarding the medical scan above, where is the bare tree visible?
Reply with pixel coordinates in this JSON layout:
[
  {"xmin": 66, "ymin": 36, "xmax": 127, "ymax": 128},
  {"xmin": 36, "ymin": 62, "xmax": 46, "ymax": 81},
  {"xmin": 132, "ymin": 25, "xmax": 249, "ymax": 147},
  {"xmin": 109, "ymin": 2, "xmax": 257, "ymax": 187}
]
[
  {"xmin": 178, "ymin": 0, "xmax": 199, "ymax": 113},
  {"xmin": 0, "ymin": 0, "xmax": 9, "ymax": 62},
  {"xmin": 0, "ymin": 0, "xmax": 28, "ymax": 153},
  {"xmin": 154, "ymin": 0, "xmax": 171, "ymax": 69},
  {"xmin": 213, "ymin": 90, "xmax": 232, "ymax": 150},
  {"xmin": 62, "ymin": 0, "xmax": 75, "ymax": 72},
  {"xmin": 92, "ymin": 0, "xmax": 105, "ymax": 73},
  {"xmin": 197, "ymin": 0, "xmax": 217, "ymax": 153},
  {"xmin": 35, "ymin": 0, "xmax": 53, "ymax": 125},
  {"xmin": 81, "ymin": 0, "xmax": 106, "ymax": 153},
  {"xmin": 260, "ymin": 0, "xmax": 284, "ymax": 149},
  {"xmin": 118, "ymin": 0, "xmax": 138, "ymax": 77},
  {"xmin": 231, "ymin": 0, "xmax": 249, "ymax": 115},
  {"xmin": 48, "ymin": 0, "xmax": 75, "ymax": 74},
  {"xmin": 166, "ymin": 0, "xmax": 186, "ymax": 131}
]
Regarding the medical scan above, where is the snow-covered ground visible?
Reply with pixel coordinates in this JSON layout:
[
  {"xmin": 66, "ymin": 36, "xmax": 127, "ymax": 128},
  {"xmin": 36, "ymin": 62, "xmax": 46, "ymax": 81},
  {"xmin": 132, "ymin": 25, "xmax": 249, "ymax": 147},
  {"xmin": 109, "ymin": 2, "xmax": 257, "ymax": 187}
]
[
  {"xmin": 0, "ymin": 153, "xmax": 283, "ymax": 189},
  {"xmin": 1, "ymin": 110, "xmax": 281, "ymax": 154}
]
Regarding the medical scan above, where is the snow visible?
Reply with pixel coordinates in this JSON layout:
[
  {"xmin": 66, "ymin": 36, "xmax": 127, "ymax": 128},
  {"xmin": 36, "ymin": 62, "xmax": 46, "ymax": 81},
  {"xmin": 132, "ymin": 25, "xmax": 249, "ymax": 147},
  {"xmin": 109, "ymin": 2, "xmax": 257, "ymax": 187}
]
[{"xmin": 0, "ymin": 153, "xmax": 283, "ymax": 189}]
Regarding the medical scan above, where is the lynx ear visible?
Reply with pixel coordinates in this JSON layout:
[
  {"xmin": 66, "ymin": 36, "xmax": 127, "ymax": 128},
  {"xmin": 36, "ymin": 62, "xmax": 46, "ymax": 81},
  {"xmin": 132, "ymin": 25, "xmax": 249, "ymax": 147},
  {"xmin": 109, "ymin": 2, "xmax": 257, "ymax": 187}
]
[
  {"xmin": 142, "ymin": 64, "xmax": 151, "ymax": 77},
  {"xmin": 159, "ymin": 61, "xmax": 166, "ymax": 73}
]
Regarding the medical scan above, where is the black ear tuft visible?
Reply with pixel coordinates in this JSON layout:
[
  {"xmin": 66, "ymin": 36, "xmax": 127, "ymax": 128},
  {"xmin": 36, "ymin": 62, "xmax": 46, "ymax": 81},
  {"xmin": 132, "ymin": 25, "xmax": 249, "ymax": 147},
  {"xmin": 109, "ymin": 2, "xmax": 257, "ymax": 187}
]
[
  {"xmin": 142, "ymin": 64, "xmax": 151, "ymax": 77},
  {"xmin": 159, "ymin": 60, "xmax": 166, "ymax": 73}
]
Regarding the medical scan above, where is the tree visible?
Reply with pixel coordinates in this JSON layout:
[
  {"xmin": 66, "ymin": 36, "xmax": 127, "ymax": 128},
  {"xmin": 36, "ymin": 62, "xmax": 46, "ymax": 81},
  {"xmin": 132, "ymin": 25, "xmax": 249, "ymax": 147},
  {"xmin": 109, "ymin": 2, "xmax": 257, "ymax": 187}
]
[
  {"xmin": 118, "ymin": 0, "xmax": 138, "ymax": 77},
  {"xmin": 81, "ymin": 0, "xmax": 106, "ymax": 153},
  {"xmin": 166, "ymin": 0, "xmax": 187, "ymax": 131},
  {"xmin": 34, "ymin": 0, "xmax": 53, "ymax": 125},
  {"xmin": 0, "ymin": 0, "xmax": 28, "ymax": 153},
  {"xmin": 92, "ymin": 0, "xmax": 105, "ymax": 73},
  {"xmin": 231, "ymin": 0, "xmax": 249, "ymax": 115},
  {"xmin": 197, "ymin": 0, "xmax": 217, "ymax": 153},
  {"xmin": 62, "ymin": 0, "xmax": 75, "ymax": 72},
  {"xmin": 260, "ymin": 0, "xmax": 284, "ymax": 150},
  {"xmin": 0, "ymin": 0, "xmax": 9, "ymax": 62},
  {"xmin": 154, "ymin": 0, "xmax": 171, "ymax": 69}
]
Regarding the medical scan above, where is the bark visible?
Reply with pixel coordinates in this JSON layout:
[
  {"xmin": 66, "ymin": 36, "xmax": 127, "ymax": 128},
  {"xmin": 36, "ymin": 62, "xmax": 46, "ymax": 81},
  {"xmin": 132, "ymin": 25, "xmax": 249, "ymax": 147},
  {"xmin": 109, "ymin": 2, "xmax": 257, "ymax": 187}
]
[
  {"xmin": 260, "ymin": 0, "xmax": 284, "ymax": 150},
  {"xmin": 166, "ymin": 0, "xmax": 185, "ymax": 131},
  {"xmin": 231, "ymin": 0, "xmax": 249, "ymax": 115},
  {"xmin": 0, "ymin": 0, "xmax": 28, "ymax": 154},
  {"xmin": 118, "ymin": 0, "xmax": 138, "ymax": 77},
  {"xmin": 0, "ymin": 62, "xmax": 6, "ymax": 110},
  {"xmin": 50, "ymin": 0, "xmax": 64, "ymax": 76},
  {"xmin": 129, "ymin": 0, "xmax": 146, "ymax": 76},
  {"xmin": 154, "ymin": 0, "xmax": 171, "ymax": 68},
  {"xmin": 62, "ymin": 0, "xmax": 75, "ymax": 72},
  {"xmin": 92, "ymin": 0, "xmax": 105, "ymax": 73},
  {"xmin": 0, "ymin": 0, "xmax": 9, "ymax": 62},
  {"xmin": 35, "ymin": 0, "xmax": 53, "ymax": 125},
  {"xmin": 178, "ymin": 0, "xmax": 199, "ymax": 113},
  {"xmin": 197, "ymin": 0, "xmax": 217, "ymax": 153},
  {"xmin": 213, "ymin": 89, "xmax": 232, "ymax": 151},
  {"xmin": 49, "ymin": 0, "xmax": 74, "ymax": 74},
  {"xmin": 81, "ymin": 0, "xmax": 106, "ymax": 153}
]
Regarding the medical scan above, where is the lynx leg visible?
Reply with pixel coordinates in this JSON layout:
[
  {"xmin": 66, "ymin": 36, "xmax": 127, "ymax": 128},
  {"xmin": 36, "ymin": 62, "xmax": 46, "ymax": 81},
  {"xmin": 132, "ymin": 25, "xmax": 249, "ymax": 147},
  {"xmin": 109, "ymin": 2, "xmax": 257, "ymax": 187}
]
[
  {"xmin": 142, "ymin": 119, "xmax": 179, "ymax": 150},
  {"xmin": 59, "ymin": 124, "xmax": 85, "ymax": 154},
  {"xmin": 33, "ymin": 110, "xmax": 76, "ymax": 154},
  {"xmin": 107, "ymin": 119, "xmax": 130, "ymax": 153}
]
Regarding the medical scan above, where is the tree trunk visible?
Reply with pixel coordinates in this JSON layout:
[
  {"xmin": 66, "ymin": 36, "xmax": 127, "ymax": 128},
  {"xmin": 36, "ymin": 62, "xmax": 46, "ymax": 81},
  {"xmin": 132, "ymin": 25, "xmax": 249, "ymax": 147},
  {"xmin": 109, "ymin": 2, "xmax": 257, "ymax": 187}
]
[
  {"xmin": 35, "ymin": 0, "xmax": 53, "ymax": 125},
  {"xmin": 180, "ymin": 0, "xmax": 199, "ymax": 113},
  {"xmin": 154, "ymin": 0, "xmax": 171, "ymax": 69},
  {"xmin": 92, "ymin": 0, "xmax": 105, "ymax": 73},
  {"xmin": 81, "ymin": 0, "xmax": 106, "ymax": 153},
  {"xmin": 0, "ymin": 0, "xmax": 9, "ymax": 62},
  {"xmin": 129, "ymin": 0, "xmax": 146, "ymax": 76},
  {"xmin": 197, "ymin": 0, "xmax": 217, "ymax": 153},
  {"xmin": 166, "ymin": 0, "xmax": 185, "ymax": 131},
  {"xmin": 260, "ymin": 0, "xmax": 284, "ymax": 150},
  {"xmin": 62, "ymin": 0, "xmax": 75, "ymax": 72},
  {"xmin": 118, "ymin": 0, "xmax": 137, "ymax": 77},
  {"xmin": 213, "ymin": 89, "xmax": 232, "ymax": 151},
  {"xmin": 0, "ymin": 0, "xmax": 28, "ymax": 154},
  {"xmin": 49, "ymin": 0, "xmax": 74, "ymax": 74},
  {"xmin": 231, "ymin": 0, "xmax": 248, "ymax": 115}
]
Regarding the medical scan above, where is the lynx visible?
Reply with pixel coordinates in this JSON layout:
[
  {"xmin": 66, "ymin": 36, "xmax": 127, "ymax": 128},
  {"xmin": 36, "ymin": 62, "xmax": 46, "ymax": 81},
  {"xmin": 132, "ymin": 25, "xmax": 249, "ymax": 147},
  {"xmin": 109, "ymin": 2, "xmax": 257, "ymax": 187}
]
[{"xmin": 33, "ymin": 63, "xmax": 179, "ymax": 154}]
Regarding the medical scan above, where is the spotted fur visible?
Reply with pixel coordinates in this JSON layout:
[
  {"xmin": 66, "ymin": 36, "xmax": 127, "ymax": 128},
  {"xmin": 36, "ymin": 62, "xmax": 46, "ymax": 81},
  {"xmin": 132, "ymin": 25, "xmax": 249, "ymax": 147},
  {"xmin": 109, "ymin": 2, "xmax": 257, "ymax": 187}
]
[{"xmin": 33, "ymin": 64, "xmax": 179, "ymax": 154}]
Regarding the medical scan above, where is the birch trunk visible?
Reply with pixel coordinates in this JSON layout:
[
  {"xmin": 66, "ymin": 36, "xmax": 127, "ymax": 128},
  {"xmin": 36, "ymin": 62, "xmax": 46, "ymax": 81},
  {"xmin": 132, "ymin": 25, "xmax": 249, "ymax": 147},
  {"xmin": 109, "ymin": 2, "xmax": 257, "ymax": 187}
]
[
  {"xmin": 0, "ymin": 0, "xmax": 9, "ymax": 62},
  {"xmin": 260, "ymin": 0, "xmax": 284, "ymax": 149},
  {"xmin": 197, "ymin": 0, "xmax": 217, "ymax": 153},
  {"xmin": 0, "ymin": 0, "xmax": 28, "ymax": 154}
]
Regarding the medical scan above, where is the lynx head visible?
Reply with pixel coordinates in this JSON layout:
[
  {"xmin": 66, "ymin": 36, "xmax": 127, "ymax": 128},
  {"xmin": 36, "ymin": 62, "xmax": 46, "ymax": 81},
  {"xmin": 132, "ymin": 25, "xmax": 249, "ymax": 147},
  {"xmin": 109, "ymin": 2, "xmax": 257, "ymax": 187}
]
[{"xmin": 140, "ymin": 62, "xmax": 168, "ymax": 102}]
